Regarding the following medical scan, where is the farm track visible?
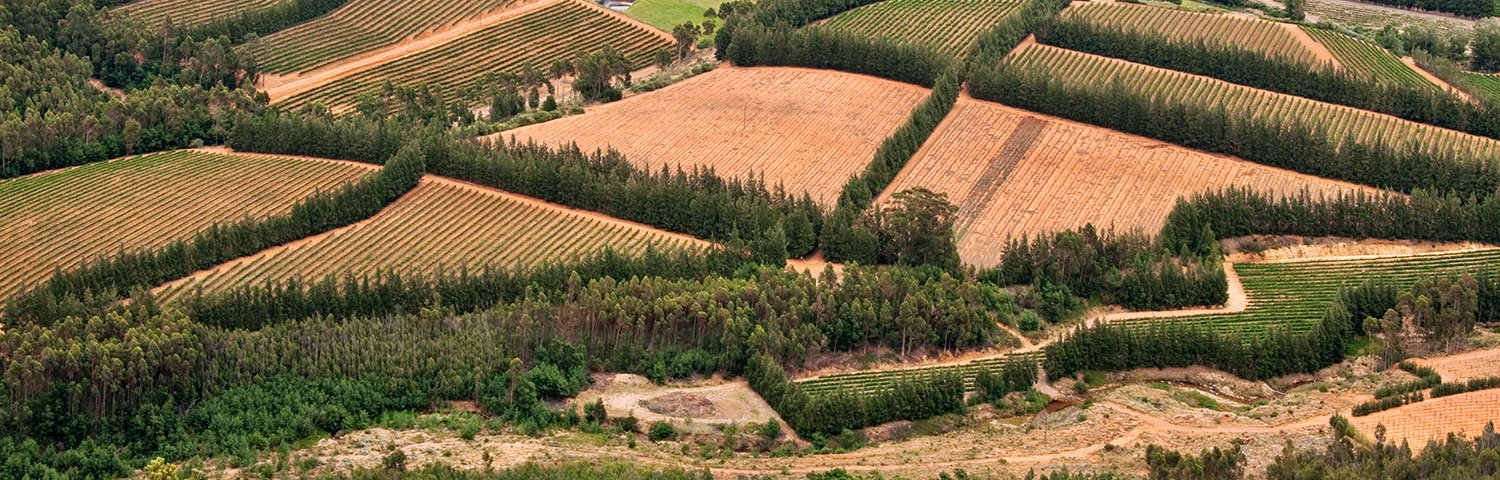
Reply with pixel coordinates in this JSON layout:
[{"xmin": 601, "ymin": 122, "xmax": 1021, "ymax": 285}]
[
  {"xmin": 0, "ymin": 150, "xmax": 375, "ymax": 300},
  {"xmin": 278, "ymin": 0, "xmax": 673, "ymax": 113},
  {"xmin": 261, "ymin": 0, "xmax": 555, "ymax": 100},
  {"xmin": 880, "ymin": 96, "xmax": 1374, "ymax": 268},
  {"xmin": 500, "ymin": 66, "xmax": 931, "ymax": 209}
]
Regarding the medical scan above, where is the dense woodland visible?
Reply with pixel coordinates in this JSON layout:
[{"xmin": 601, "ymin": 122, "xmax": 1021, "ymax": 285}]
[{"xmin": 1161, "ymin": 187, "xmax": 1500, "ymax": 247}]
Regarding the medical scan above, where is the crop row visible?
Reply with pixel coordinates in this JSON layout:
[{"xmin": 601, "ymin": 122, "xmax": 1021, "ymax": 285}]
[
  {"xmin": 1058, "ymin": 2, "xmax": 1320, "ymax": 67},
  {"xmin": 821, "ymin": 0, "xmax": 1024, "ymax": 58},
  {"xmin": 1462, "ymin": 72, "xmax": 1500, "ymax": 102},
  {"xmin": 1114, "ymin": 249, "xmax": 1500, "ymax": 337},
  {"xmin": 279, "ymin": 0, "xmax": 672, "ymax": 112},
  {"xmin": 117, "ymin": 0, "xmax": 285, "ymax": 28},
  {"xmin": 158, "ymin": 179, "xmax": 699, "ymax": 301},
  {"xmin": 1302, "ymin": 26, "xmax": 1435, "ymax": 89},
  {"xmin": 797, "ymin": 351, "xmax": 1045, "ymax": 396},
  {"xmin": 0, "ymin": 151, "xmax": 375, "ymax": 299},
  {"xmin": 1005, "ymin": 43, "xmax": 1500, "ymax": 159},
  {"xmin": 248, "ymin": 0, "xmax": 519, "ymax": 74}
]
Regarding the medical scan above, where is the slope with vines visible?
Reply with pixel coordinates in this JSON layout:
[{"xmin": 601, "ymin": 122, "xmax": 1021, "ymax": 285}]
[
  {"xmin": 247, "ymin": 0, "xmax": 521, "ymax": 74},
  {"xmin": 821, "ymin": 0, "xmax": 1025, "ymax": 58}
]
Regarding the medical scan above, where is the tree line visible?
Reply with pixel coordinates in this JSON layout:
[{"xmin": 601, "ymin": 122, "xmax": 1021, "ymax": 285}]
[
  {"xmin": 988, "ymin": 225, "xmax": 1228, "ymax": 312},
  {"xmin": 967, "ymin": 63, "xmax": 1499, "ymax": 198},
  {"xmin": 3, "ymin": 135, "xmax": 428, "ymax": 325},
  {"xmin": 185, "ymin": 0, "xmax": 350, "ymax": 44},
  {"xmin": 1035, "ymin": 19, "xmax": 1500, "ymax": 141},
  {"xmin": 229, "ymin": 112, "xmax": 823, "ymax": 260},
  {"xmin": 744, "ymin": 352, "xmax": 970, "ymax": 437},
  {"xmin": 1158, "ymin": 187, "xmax": 1500, "ymax": 250},
  {"xmin": 821, "ymin": 70, "xmax": 961, "ymax": 266},
  {"xmin": 1044, "ymin": 279, "xmax": 1379, "ymax": 380}
]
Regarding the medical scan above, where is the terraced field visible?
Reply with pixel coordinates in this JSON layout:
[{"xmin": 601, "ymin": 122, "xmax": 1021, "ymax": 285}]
[
  {"xmin": 821, "ymin": 0, "xmax": 1024, "ymax": 58},
  {"xmin": 0, "ymin": 150, "xmax": 377, "ymax": 299},
  {"xmin": 157, "ymin": 178, "xmax": 705, "ymax": 300},
  {"xmin": 278, "ymin": 0, "xmax": 673, "ymax": 112},
  {"xmin": 501, "ymin": 66, "xmax": 930, "ymax": 208},
  {"xmin": 1006, "ymin": 43, "xmax": 1500, "ymax": 158},
  {"xmin": 797, "ymin": 351, "xmax": 1045, "ymax": 396},
  {"xmin": 882, "ymin": 97, "xmax": 1374, "ymax": 268},
  {"xmin": 1057, "ymin": 2, "xmax": 1325, "ymax": 67},
  {"xmin": 116, "ymin": 0, "xmax": 283, "ymax": 28},
  {"xmin": 1114, "ymin": 248, "xmax": 1500, "ymax": 338},
  {"xmin": 1303, "ymin": 26, "xmax": 1435, "ymax": 89},
  {"xmin": 248, "ymin": 0, "xmax": 519, "ymax": 74}
]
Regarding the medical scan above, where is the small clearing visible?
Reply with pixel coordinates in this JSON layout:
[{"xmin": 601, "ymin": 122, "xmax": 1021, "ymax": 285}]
[{"xmin": 571, "ymin": 374, "xmax": 785, "ymax": 434}]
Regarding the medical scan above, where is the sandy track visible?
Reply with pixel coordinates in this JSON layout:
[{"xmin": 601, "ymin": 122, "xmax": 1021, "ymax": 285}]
[
  {"xmin": 262, "ymin": 0, "xmax": 561, "ymax": 101},
  {"xmin": 1284, "ymin": 23, "xmax": 1343, "ymax": 70}
]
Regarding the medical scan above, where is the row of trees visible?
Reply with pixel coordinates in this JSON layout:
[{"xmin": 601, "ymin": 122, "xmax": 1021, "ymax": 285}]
[
  {"xmin": 744, "ymin": 353, "xmax": 968, "ymax": 437},
  {"xmin": 229, "ymin": 112, "xmax": 823, "ymax": 259},
  {"xmin": 968, "ymin": 64, "xmax": 1499, "ymax": 198},
  {"xmin": 1159, "ymin": 187, "xmax": 1500, "ymax": 249},
  {"xmin": 3, "ymin": 134, "xmax": 428, "ymax": 325},
  {"xmin": 1044, "ymin": 280, "xmax": 1379, "ymax": 380},
  {"xmin": 1035, "ymin": 19, "xmax": 1500, "ymax": 141},
  {"xmin": 719, "ymin": 23, "xmax": 950, "ymax": 87},
  {"xmin": 819, "ymin": 70, "xmax": 960, "ymax": 266},
  {"xmin": 187, "ymin": 0, "xmax": 349, "ymax": 44},
  {"xmin": 989, "ymin": 226, "xmax": 1228, "ymax": 311}
]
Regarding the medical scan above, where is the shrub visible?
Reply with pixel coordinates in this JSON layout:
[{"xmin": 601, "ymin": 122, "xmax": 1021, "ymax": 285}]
[{"xmin": 649, "ymin": 421, "xmax": 677, "ymax": 442}]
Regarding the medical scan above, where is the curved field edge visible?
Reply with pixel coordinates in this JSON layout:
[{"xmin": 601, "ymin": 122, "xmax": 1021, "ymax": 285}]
[
  {"xmin": 154, "ymin": 171, "xmax": 711, "ymax": 301},
  {"xmin": 0, "ymin": 150, "xmax": 378, "ymax": 300}
]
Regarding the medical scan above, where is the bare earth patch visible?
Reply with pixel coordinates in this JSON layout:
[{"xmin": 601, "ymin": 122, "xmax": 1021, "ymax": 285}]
[
  {"xmin": 1224, "ymin": 235, "xmax": 1495, "ymax": 263},
  {"xmin": 500, "ymin": 66, "xmax": 930, "ymax": 208},
  {"xmin": 571, "ymin": 374, "xmax": 784, "ymax": 435}
]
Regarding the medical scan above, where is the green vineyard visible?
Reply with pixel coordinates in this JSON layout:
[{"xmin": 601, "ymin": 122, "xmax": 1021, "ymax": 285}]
[
  {"xmin": 1057, "ymin": 2, "xmax": 1322, "ymax": 67},
  {"xmin": 1005, "ymin": 43, "xmax": 1500, "ymax": 158},
  {"xmin": 797, "ymin": 351, "xmax": 1045, "ymax": 396},
  {"xmin": 116, "ymin": 0, "xmax": 284, "ymax": 28},
  {"xmin": 248, "ymin": 0, "xmax": 519, "ymax": 74},
  {"xmin": 0, "ymin": 151, "xmax": 375, "ymax": 299},
  {"xmin": 1462, "ymin": 72, "xmax": 1500, "ymax": 102},
  {"xmin": 821, "ymin": 0, "xmax": 1024, "ymax": 58},
  {"xmin": 157, "ymin": 179, "xmax": 702, "ymax": 300},
  {"xmin": 1303, "ymin": 26, "xmax": 1435, "ymax": 89},
  {"xmin": 1115, "ymin": 249, "xmax": 1500, "ymax": 338},
  {"xmin": 278, "ymin": 0, "xmax": 672, "ymax": 112}
]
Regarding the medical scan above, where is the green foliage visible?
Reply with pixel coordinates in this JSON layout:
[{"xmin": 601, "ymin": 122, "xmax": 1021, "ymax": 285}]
[
  {"xmin": 1373, "ymin": 362, "xmax": 1443, "ymax": 399},
  {"xmin": 1036, "ymin": 18, "xmax": 1500, "ymax": 142},
  {"xmin": 991, "ymin": 226, "xmax": 1228, "ymax": 311},
  {"xmin": 1267, "ymin": 422, "xmax": 1500, "ymax": 478},
  {"xmin": 1430, "ymin": 376, "xmax": 1500, "ymax": 397},
  {"xmin": 969, "ymin": 61, "xmax": 1499, "ymax": 199},
  {"xmin": 973, "ymin": 359, "xmax": 1038, "ymax": 404},
  {"xmin": 1146, "ymin": 443, "xmax": 1245, "ymax": 480},
  {"xmin": 648, "ymin": 421, "xmax": 677, "ymax": 441},
  {"xmin": 1477, "ymin": 20, "xmax": 1500, "ymax": 72},
  {"xmin": 823, "ymin": 70, "xmax": 961, "ymax": 265},
  {"xmin": 186, "ymin": 0, "xmax": 350, "ymax": 44}
]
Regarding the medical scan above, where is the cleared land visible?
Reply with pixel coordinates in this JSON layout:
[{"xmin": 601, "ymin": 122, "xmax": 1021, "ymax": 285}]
[
  {"xmin": 157, "ymin": 178, "xmax": 705, "ymax": 300},
  {"xmin": 1351, "ymin": 388, "xmax": 1500, "ymax": 450},
  {"xmin": 1415, "ymin": 348, "xmax": 1500, "ymax": 382},
  {"xmin": 247, "ymin": 0, "xmax": 520, "ymax": 74},
  {"xmin": 500, "ymin": 66, "xmax": 930, "ymax": 208},
  {"xmin": 1058, "ymin": 2, "xmax": 1326, "ymax": 67},
  {"xmin": 822, "ymin": 0, "xmax": 1024, "ymax": 58},
  {"xmin": 1303, "ymin": 26, "xmax": 1436, "ymax": 88},
  {"xmin": 0, "ymin": 150, "xmax": 376, "ymax": 298},
  {"xmin": 278, "ymin": 0, "xmax": 673, "ymax": 112},
  {"xmin": 1115, "ymin": 248, "xmax": 1500, "ymax": 338},
  {"xmin": 625, "ymin": 0, "xmax": 724, "ymax": 33},
  {"xmin": 883, "ymin": 97, "xmax": 1374, "ymax": 268},
  {"xmin": 116, "ymin": 0, "xmax": 283, "ymax": 28},
  {"xmin": 1006, "ymin": 43, "xmax": 1500, "ymax": 158}
]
